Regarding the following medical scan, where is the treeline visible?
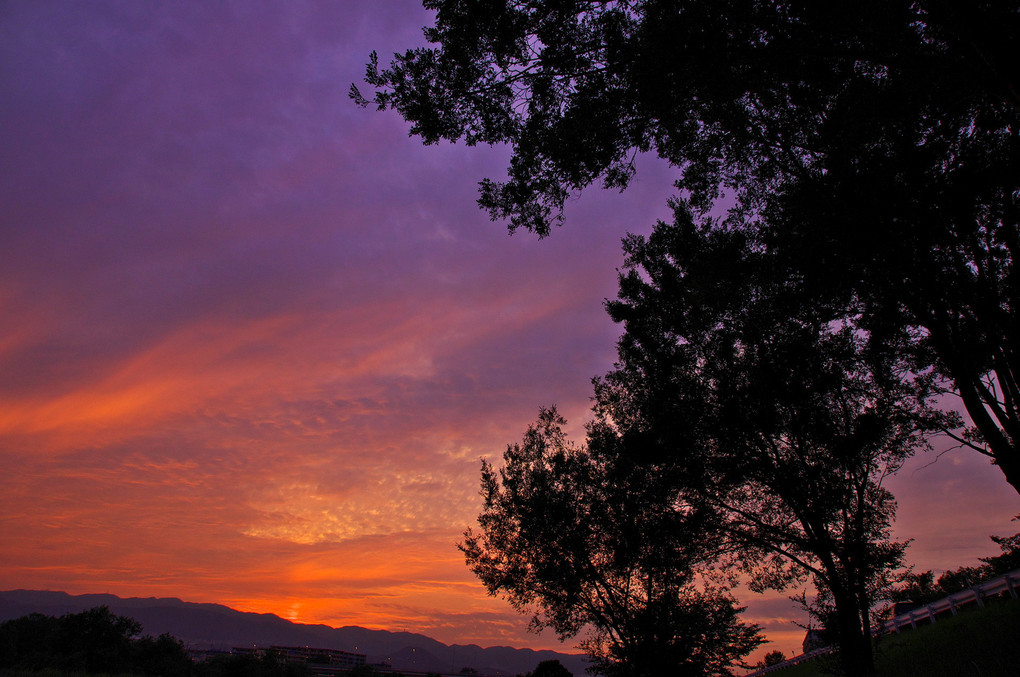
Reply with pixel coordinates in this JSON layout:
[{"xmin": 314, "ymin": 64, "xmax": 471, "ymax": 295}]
[
  {"xmin": 893, "ymin": 531, "xmax": 1020, "ymax": 606},
  {"xmin": 0, "ymin": 606, "xmax": 309, "ymax": 677}
]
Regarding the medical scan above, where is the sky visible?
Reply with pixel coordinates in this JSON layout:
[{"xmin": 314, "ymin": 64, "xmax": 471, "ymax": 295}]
[{"xmin": 1, "ymin": 0, "xmax": 1018, "ymax": 663}]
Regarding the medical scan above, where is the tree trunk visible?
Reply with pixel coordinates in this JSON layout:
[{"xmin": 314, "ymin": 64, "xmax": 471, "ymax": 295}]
[
  {"xmin": 832, "ymin": 589, "xmax": 876, "ymax": 677},
  {"xmin": 953, "ymin": 369, "xmax": 1020, "ymax": 496},
  {"xmin": 993, "ymin": 444, "xmax": 1020, "ymax": 496}
]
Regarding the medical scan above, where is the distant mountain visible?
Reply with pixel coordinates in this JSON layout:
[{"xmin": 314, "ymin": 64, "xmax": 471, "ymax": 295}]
[{"xmin": 0, "ymin": 590, "xmax": 588, "ymax": 677}]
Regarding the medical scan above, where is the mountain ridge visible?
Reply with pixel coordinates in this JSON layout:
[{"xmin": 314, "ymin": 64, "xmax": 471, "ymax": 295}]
[{"xmin": 0, "ymin": 590, "xmax": 588, "ymax": 677}]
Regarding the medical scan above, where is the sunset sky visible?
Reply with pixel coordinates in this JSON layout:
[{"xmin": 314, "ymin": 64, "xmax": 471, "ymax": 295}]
[{"xmin": 2, "ymin": 0, "xmax": 1018, "ymax": 662}]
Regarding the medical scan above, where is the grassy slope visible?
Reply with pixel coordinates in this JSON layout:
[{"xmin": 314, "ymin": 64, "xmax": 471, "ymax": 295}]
[{"xmin": 759, "ymin": 597, "xmax": 1020, "ymax": 677}]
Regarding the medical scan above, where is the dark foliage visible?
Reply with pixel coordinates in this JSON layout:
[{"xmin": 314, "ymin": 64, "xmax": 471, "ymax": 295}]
[
  {"xmin": 133, "ymin": 633, "xmax": 193, "ymax": 677},
  {"xmin": 984, "ymin": 529, "xmax": 1020, "ymax": 575},
  {"xmin": 524, "ymin": 658, "xmax": 573, "ymax": 677},
  {"xmin": 592, "ymin": 205, "xmax": 951, "ymax": 675},
  {"xmin": 890, "ymin": 570, "xmax": 945, "ymax": 607},
  {"xmin": 893, "ymin": 526, "xmax": 1020, "ymax": 604},
  {"xmin": 461, "ymin": 408, "xmax": 763, "ymax": 677},
  {"xmin": 0, "ymin": 607, "xmax": 320, "ymax": 676},
  {"xmin": 0, "ymin": 606, "xmax": 189, "ymax": 675}
]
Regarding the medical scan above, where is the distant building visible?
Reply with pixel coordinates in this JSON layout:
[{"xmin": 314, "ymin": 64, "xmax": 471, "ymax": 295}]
[
  {"xmin": 186, "ymin": 648, "xmax": 230, "ymax": 663},
  {"xmin": 232, "ymin": 645, "xmax": 366, "ymax": 670},
  {"xmin": 802, "ymin": 629, "xmax": 826, "ymax": 654}
]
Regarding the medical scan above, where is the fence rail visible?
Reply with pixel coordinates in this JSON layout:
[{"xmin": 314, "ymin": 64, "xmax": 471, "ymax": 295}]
[
  {"xmin": 880, "ymin": 568, "xmax": 1020, "ymax": 633},
  {"xmin": 743, "ymin": 568, "xmax": 1020, "ymax": 676}
]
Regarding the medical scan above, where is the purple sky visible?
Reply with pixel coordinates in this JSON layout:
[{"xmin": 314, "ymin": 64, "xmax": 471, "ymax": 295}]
[{"xmin": 1, "ymin": 0, "xmax": 1017, "ymax": 662}]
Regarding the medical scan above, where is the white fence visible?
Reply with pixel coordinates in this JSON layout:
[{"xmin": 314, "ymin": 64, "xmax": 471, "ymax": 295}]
[
  {"xmin": 743, "ymin": 568, "xmax": 1020, "ymax": 676},
  {"xmin": 880, "ymin": 568, "xmax": 1020, "ymax": 633}
]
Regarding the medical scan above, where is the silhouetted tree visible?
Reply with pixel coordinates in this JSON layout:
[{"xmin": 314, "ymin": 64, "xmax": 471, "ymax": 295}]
[
  {"xmin": 893, "ymin": 526, "xmax": 1020, "ymax": 604},
  {"xmin": 529, "ymin": 658, "xmax": 573, "ymax": 677},
  {"xmin": 355, "ymin": 0, "xmax": 1020, "ymax": 497},
  {"xmin": 0, "ymin": 606, "xmax": 193, "ymax": 675},
  {"xmin": 761, "ymin": 650, "xmax": 785, "ymax": 667},
  {"xmin": 588, "ymin": 207, "xmax": 951, "ymax": 676},
  {"xmin": 0, "ymin": 612, "xmax": 60, "ymax": 672},
  {"xmin": 461, "ymin": 408, "xmax": 763, "ymax": 677},
  {"xmin": 57, "ymin": 605, "xmax": 141, "ymax": 674},
  {"xmin": 983, "ymin": 528, "xmax": 1020, "ymax": 575},
  {"xmin": 890, "ymin": 570, "xmax": 943, "ymax": 606},
  {"xmin": 134, "ymin": 632, "xmax": 192, "ymax": 677}
]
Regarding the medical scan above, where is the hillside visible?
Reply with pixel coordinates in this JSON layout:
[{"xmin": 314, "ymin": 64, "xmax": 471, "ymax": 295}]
[
  {"xmin": 759, "ymin": 598, "xmax": 1020, "ymax": 677},
  {"xmin": 0, "ymin": 590, "xmax": 588, "ymax": 677}
]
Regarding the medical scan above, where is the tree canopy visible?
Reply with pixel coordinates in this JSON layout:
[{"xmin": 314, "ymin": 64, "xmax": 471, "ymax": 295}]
[
  {"xmin": 461, "ymin": 408, "xmax": 764, "ymax": 677},
  {"xmin": 526, "ymin": 659, "xmax": 574, "ymax": 677},
  {"xmin": 590, "ymin": 204, "xmax": 952, "ymax": 675},
  {"xmin": 354, "ymin": 0, "xmax": 1020, "ymax": 495},
  {"xmin": 0, "ymin": 606, "xmax": 191, "ymax": 677},
  {"xmin": 893, "ymin": 526, "xmax": 1020, "ymax": 605}
]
